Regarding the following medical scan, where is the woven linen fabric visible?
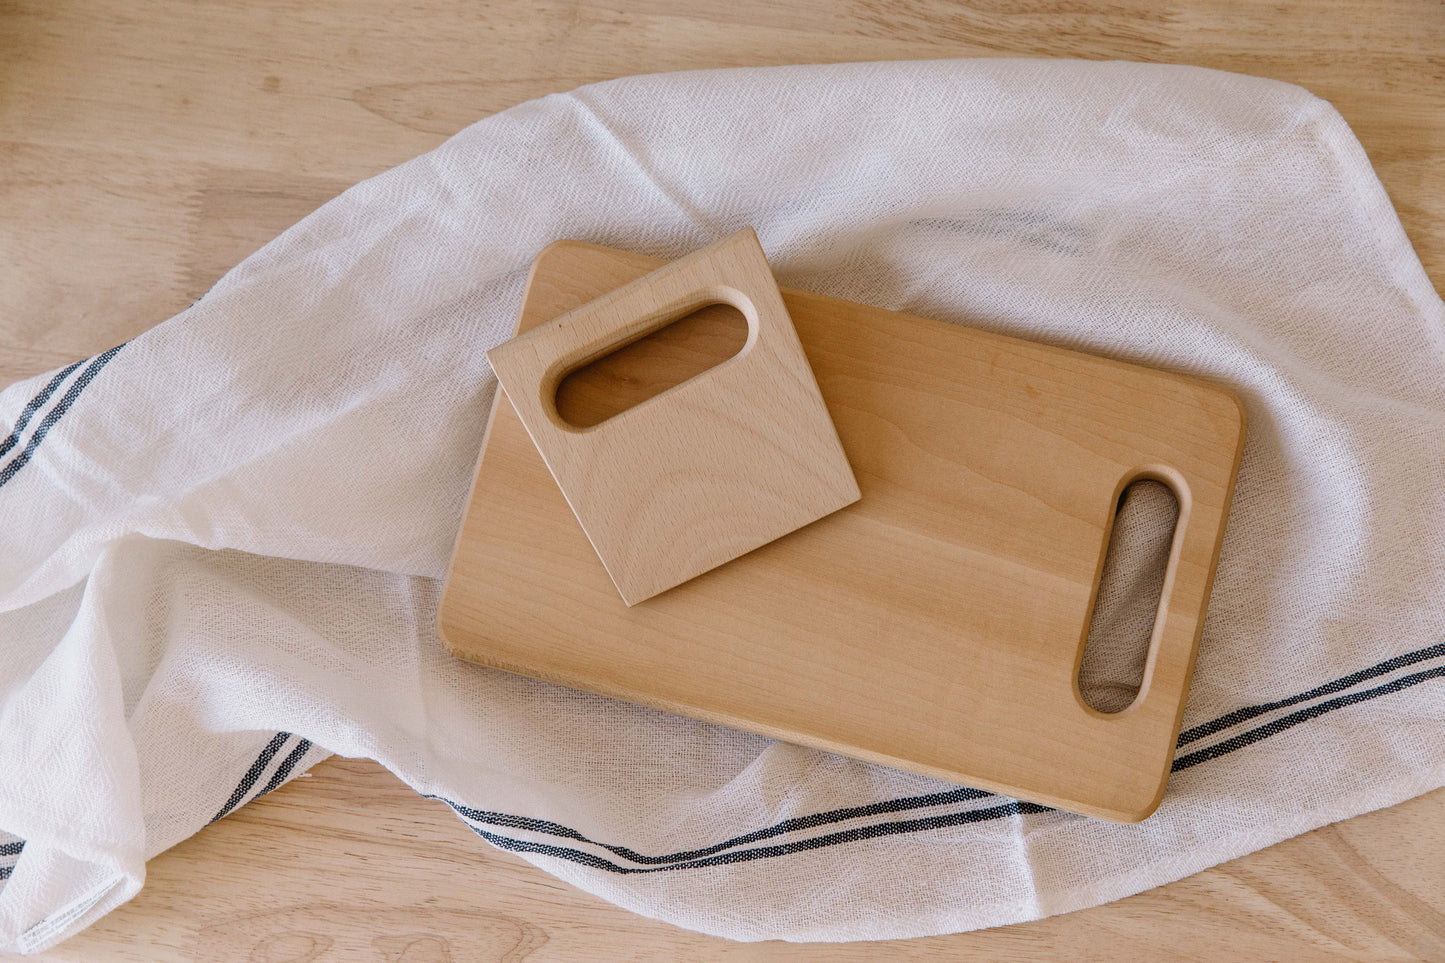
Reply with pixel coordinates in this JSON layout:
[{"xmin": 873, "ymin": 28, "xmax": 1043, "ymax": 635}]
[{"xmin": 2, "ymin": 58, "xmax": 1444, "ymax": 953}]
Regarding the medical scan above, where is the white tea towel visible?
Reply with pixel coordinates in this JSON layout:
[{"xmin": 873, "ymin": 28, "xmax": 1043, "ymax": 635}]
[{"xmin": 2, "ymin": 58, "xmax": 1444, "ymax": 953}]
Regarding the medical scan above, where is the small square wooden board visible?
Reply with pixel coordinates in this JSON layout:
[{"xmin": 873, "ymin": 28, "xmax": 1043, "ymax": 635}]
[
  {"xmin": 440, "ymin": 240, "xmax": 1246, "ymax": 823},
  {"xmin": 485, "ymin": 229, "xmax": 858, "ymax": 605}
]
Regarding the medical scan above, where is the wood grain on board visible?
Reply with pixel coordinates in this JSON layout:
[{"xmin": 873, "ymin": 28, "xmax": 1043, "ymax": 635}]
[{"xmin": 2, "ymin": 0, "xmax": 1443, "ymax": 958}]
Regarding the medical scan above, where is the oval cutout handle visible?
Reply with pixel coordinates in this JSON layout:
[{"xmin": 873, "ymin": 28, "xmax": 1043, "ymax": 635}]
[
  {"xmin": 1078, "ymin": 478, "xmax": 1182, "ymax": 713},
  {"xmin": 554, "ymin": 300, "xmax": 750, "ymax": 429}
]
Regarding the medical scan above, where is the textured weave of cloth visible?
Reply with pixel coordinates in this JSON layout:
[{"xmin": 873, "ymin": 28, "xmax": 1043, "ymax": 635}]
[{"xmin": 1, "ymin": 59, "xmax": 1444, "ymax": 953}]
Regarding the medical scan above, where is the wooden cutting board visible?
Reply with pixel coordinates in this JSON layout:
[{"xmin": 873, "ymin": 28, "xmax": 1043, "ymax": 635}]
[
  {"xmin": 485, "ymin": 229, "xmax": 860, "ymax": 605},
  {"xmin": 440, "ymin": 240, "xmax": 1246, "ymax": 823}
]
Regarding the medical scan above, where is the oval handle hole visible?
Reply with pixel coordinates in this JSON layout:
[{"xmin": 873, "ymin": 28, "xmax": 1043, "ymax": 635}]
[
  {"xmin": 1078, "ymin": 478, "xmax": 1180, "ymax": 713},
  {"xmin": 554, "ymin": 301, "xmax": 749, "ymax": 429}
]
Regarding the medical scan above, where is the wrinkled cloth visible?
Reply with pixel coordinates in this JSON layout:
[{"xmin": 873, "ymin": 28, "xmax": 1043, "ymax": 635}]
[{"xmin": 2, "ymin": 59, "xmax": 1444, "ymax": 953}]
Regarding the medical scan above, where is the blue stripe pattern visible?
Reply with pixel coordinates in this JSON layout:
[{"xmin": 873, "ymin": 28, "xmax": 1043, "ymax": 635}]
[
  {"xmin": 0, "ymin": 361, "xmax": 83, "ymax": 462},
  {"xmin": 0, "ymin": 344, "xmax": 127, "ymax": 491}
]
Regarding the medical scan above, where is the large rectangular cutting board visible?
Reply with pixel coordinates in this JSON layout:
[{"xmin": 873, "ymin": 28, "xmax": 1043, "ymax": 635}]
[{"xmin": 440, "ymin": 240, "xmax": 1246, "ymax": 822}]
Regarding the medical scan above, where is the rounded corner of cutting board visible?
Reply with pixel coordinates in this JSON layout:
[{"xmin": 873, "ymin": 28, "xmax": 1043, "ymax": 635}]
[
  {"xmin": 527, "ymin": 238, "xmax": 633, "ymax": 280},
  {"xmin": 1105, "ymin": 777, "xmax": 1171, "ymax": 824},
  {"xmin": 1197, "ymin": 377, "xmax": 1249, "ymax": 443},
  {"xmin": 527, "ymin": 237, "xmax": 595, "ymax": 276},
  {"xmin": 1090, "ymin": 728, "xmax": 1183, "ymax": 823}
]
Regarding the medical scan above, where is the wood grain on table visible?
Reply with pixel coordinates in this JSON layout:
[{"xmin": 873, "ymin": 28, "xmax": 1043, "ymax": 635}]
[{"xmin": 2, "ymin": 0, "xmax": 1442, "ymax": 958}]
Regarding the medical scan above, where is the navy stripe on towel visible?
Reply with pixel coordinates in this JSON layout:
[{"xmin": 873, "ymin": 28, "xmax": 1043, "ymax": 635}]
[
  {"xmin": 211, "ymin": 732, "xmax": 292, "ymax": 823},
  {"xmin": 452, "ymin": 800, "xmax": 1053, "ymax": 874},
  {"xmin": 0, "ymin": 361, "xmax": 83, "ymax": 462},
  {"xmin": 256, "ymin": 739, "xmax": 313, "ymax": 798},
  {"xmin": 435, "ymin": 785, "xmax": 995, "ymax": 866},
  {"xmin": 0, "ymin": 343, "xmax": 127, "ymax": 491},
  {"xmin": 1176, "ymin": 641, "xmax": 1445, "ymax": 746},
  {"xmin": 1173, "ymin": 662, "xmax": 1445, "ymax": 771}
]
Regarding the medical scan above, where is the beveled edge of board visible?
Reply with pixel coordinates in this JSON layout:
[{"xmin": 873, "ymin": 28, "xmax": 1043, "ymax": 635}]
[{"xmin": 1137, "ymin": 387, "xmax": 1247, "ymax": 821}]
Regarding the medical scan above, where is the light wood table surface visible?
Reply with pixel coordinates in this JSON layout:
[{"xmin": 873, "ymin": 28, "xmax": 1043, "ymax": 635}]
[{"xmin": 3, "ymin": 0, "xmax": 1443, "ymax": 959}]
